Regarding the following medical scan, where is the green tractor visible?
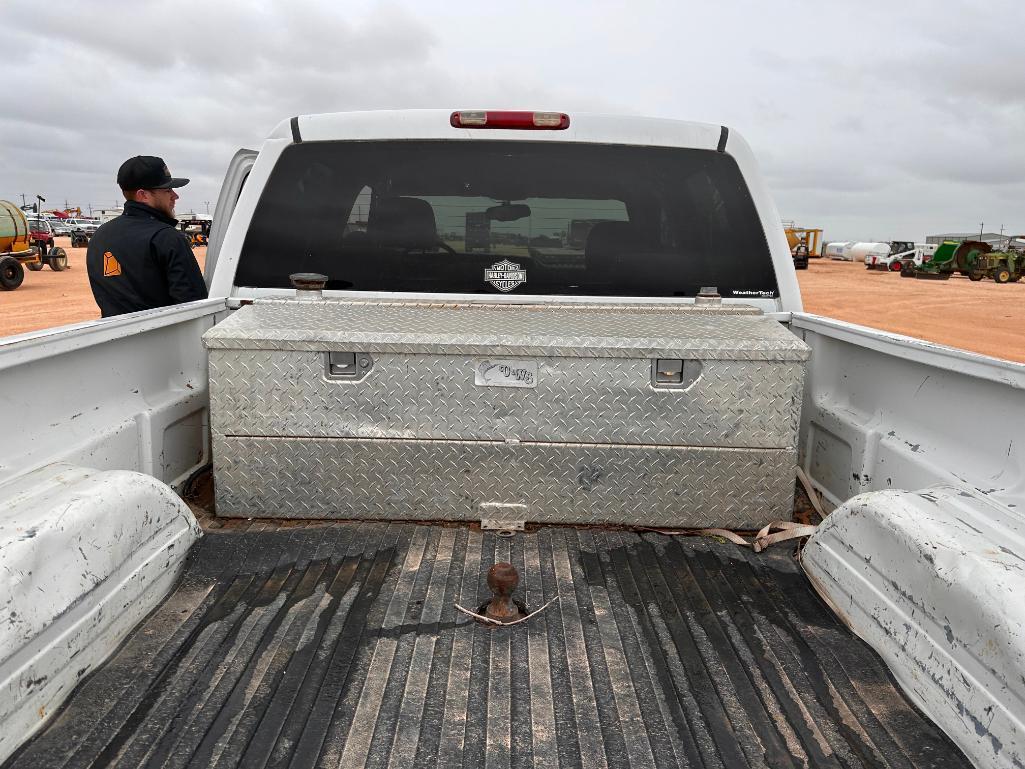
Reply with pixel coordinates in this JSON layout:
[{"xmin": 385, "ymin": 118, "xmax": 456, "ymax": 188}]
[
  {"xmin": 902, "ymin": 239, "xmax": 1022, "ymax": 283},
  {"xmin": 970, "ymin": 247, "xmax": 1022, "ymax": 283}
]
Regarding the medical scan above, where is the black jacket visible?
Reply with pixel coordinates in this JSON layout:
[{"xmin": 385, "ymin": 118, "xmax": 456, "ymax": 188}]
[{"xmin": 86, "ymin": 201, "xmax": 208, "ymax": 317}]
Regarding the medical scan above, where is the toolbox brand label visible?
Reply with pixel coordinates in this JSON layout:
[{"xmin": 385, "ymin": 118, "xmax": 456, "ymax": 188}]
[
  {"xmin": 484, "ymin": 260, "xmax": 526, "ymax": 292},
  {"xmin": 475, "ymin": 359, "xmax": 538, "ymax": 388}
]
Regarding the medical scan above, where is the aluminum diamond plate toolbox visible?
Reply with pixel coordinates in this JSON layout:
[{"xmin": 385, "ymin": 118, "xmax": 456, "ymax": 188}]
[
  {"xmin": 213, "ymin": 436, "xmax": 797, "ymax": 527},
  {"xmin": 202, "ymin": 300, "xmax": 807, "ymax": 360},
  {"xmin": 209, "ymin": 351, "xmax": 803, "ymax": 448},
  {"xmin": 205, "ymin": 299, "xmax": 809, "ymax": 525}
]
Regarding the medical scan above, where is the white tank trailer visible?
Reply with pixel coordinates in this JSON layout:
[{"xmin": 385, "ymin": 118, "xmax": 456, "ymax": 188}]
[
  {"xmin": 823, "ymin": 241, "xmax": 854, "ymax": 260},
  {"xmin": 848, "ymin": 242, "xmax": 891, "ymax": 262}
]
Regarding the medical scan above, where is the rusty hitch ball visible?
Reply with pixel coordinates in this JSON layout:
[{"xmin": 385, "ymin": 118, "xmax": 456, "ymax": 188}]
[{"xmin": 484, "ymin": 562, "xmax": 521, "ymax": 622}]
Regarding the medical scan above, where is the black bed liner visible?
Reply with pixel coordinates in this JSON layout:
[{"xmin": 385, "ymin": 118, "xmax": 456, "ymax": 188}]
[{"xmin": 5, "ymin": 524, "xmax": 969, "ymax": 768}]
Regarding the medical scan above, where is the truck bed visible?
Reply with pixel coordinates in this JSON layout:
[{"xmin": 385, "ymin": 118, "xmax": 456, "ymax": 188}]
[{"xmin": 5, "ymin": 523, "xmax": 969, "ymax": 768}]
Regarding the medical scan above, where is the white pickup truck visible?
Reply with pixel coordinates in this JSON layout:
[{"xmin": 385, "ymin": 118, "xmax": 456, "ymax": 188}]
[{"xmin": 1, "ymin": 110, "xmax": 1022, "ymax": 769}]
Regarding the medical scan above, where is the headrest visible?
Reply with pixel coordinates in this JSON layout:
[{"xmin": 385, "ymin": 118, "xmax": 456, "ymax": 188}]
[
  {"xmin": 585, "ymin": 221, "xmax": 645, "ymax": 270},
  {"xmin": 585, "ymin": 221, "xmax": 640, "ymax": 248},
  {"xmin": 367, "ymin": 197, "xmax": 438, "ymax": 250}
]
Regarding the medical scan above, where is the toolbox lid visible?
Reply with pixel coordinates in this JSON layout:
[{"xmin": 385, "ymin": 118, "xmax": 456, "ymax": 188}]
[{"xmin": 203, "ymin": 300, "xmax": 810, "ymax": 361}]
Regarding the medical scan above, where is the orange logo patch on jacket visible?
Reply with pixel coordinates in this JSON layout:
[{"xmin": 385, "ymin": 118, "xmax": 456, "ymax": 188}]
[{"xmin": 103, "ymin": 251, "xmax": 122, "ymax": 277}]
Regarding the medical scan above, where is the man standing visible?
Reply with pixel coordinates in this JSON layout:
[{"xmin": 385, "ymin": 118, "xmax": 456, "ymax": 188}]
[{"xmin": 87, "ymin": 156, "xmax": 208, "ymax": 317}]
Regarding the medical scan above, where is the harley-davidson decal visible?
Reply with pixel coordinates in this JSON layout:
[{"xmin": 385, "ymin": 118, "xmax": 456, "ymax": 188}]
[{"xmin": 484, "ymin": 259, "xmax": 526, "ymax": 292}]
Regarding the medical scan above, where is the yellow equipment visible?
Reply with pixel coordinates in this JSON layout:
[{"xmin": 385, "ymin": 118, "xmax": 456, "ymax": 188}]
[
  {"xmin": 783, "ymin": 223, "xmax": 823, "ymax": 257},
  {"xmin": 46, "ymin": 207, "xmax": 82, "ymax": 218},
  {"xmin": 0, "ymin": 201, "xmax": 43, "ymax": 290},
  {"xmin": 0, "ymin": 200, "xmax": 33, "ymax": 256}
]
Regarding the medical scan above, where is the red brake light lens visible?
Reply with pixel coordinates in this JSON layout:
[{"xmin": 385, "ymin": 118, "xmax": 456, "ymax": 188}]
[{"xmin": 450, "ymin": 110, "xmax": 570, "ymax": 130}]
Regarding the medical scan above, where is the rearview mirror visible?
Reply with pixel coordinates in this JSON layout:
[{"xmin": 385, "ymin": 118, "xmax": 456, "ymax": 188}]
[{"xmin": 485, "ymin": 202, "xmax": 531, "ymax": 222}]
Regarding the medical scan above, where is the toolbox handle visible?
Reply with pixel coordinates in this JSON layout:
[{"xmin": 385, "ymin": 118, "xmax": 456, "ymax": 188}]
[
  {"xmin": 324, "ymin": 352, "xmax": 373, "ymax": 381},
  {"xmin": 651, "ymin": 358, "xmax": 703, "ymax": 389}
]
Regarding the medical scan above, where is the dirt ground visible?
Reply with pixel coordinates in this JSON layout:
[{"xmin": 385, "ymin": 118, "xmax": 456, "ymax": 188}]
[
  {"xmin": 1, "ymin": 238, "xmax": 206, "ymax": 336},
  {"xmin": 797, "ymin": 257, "xmax": 1024, "ymax": 363},
  {"xmin": 2, "ymin": 244, "xmax": 1023, "ymax": 363}
]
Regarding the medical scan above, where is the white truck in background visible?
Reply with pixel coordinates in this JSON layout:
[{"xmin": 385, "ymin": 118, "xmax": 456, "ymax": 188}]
[
  {"xmin": 94, "ymin": 208, "xmax": 125, "ymax": 224},
  {"xmin": 0, "ymin": 110, "xmax": 1022, "ymax": 769}
]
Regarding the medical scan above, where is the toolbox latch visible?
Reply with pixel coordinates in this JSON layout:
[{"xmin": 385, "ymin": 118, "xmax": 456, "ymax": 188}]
[
  {"xmin": 325, "ymin": 352, "xmax": 373, "ymax": 381},
  {"xmin": 655, "ymin": 358, "xmax": 684, "ymax": 384},
  {"xmin": 651, "ymin": 358, "xmax": 702, "ymax": 389}
]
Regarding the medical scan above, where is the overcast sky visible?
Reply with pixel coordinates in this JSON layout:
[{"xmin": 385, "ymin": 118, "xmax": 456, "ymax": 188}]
[{"xmin": 2, "ymin": 0, "xmax": 1023, "ymax": 241}]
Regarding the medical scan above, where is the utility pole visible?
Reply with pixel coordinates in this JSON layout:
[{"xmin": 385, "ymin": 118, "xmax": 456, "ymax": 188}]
[
  {"xmin": 20, "ymin": 193, "xmax": 26, "ymax": 208},
  {"xmin": 979, "ymin": 222, "xmax": 984, "ymax": 238},
  {"xmin": 204, "ymin": 201, "xmax": 211, "ymax": 214}
]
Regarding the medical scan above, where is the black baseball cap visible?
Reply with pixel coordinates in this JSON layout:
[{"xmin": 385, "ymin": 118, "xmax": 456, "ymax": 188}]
[{"xmin": 117, "ymin": 156, "xmax": 189, "ymax": 190}]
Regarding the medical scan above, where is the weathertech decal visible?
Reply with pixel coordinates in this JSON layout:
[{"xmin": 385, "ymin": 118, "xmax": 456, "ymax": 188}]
[
  {"xmin": 103, "ymin": 251, "xmax": 122, "ymax": 277},
  {"xmin": 484, "ymin": 260, "xmax": 526, "ymax": 292}
]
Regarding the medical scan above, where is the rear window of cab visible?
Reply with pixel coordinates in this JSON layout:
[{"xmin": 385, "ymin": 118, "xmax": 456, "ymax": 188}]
[{"xmin": 237, "ymin": 140, "xmax": 778, "ymax": 299}]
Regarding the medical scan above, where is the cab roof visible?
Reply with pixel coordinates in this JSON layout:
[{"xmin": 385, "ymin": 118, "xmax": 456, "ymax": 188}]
[{"xmin": 271, "ymin": 109, "xmax": 730, "ymax": 154}]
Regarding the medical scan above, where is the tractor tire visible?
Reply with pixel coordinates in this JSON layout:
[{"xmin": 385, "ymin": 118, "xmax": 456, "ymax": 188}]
[
  {"xmin": 889, "ymin": 260, "xmax": 902, "ymax": 272},
  {"xmin": 900, "ymin": 263, "xmax": 915, "ymax": 277},
  {"xmin": 27, "ymin": 247, "xmax": 44, "ymax": 271},
  {"xmin": 48, "ymin": 247, "xmax": 68, "ymax": 271},
  {"xmin": 993, "ymin": 268, "xmax": 1011, "ymax": 284},
  {"xmin": 968, "ymin": 272, "xmax": 983, "ymax": 281},
  {"xmin": 0, "ymin": 256, "xmax": 25, "ymax": 290}
]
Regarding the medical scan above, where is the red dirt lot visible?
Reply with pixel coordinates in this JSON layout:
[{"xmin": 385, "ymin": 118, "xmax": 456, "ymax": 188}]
[
  {"xmin": 1, "ymin": 244, "xmax": 1022, "ymax": 364},
  {"xmin": 1, "ymin": 238, "xmax": 205, "ymax": 337},
  {"xmin": 797, "ymin": 257, "xmax": 1025, "ymax": 364}
]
